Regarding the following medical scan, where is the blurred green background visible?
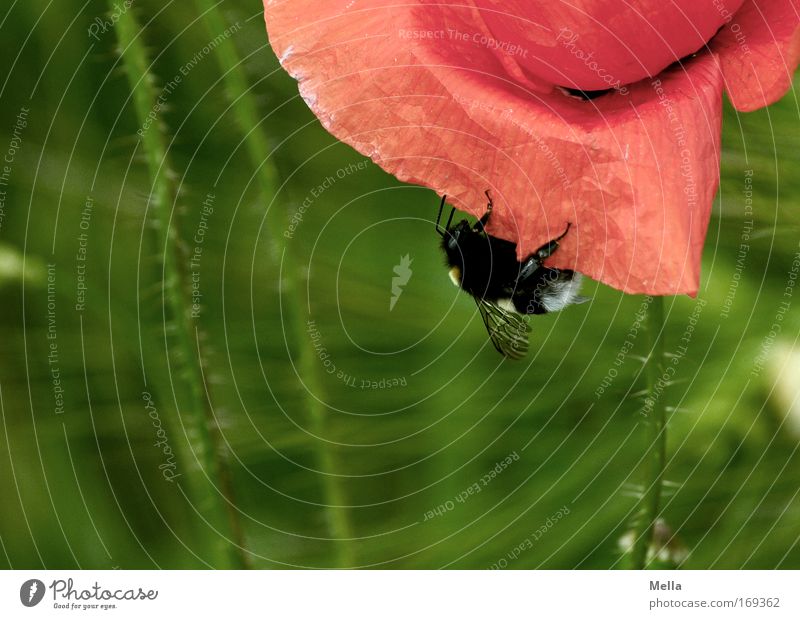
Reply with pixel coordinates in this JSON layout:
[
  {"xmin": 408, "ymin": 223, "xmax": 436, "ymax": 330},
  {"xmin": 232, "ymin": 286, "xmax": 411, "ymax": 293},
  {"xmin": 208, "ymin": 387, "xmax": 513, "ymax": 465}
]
[{"xmin": 1, "ymin": 0, "xmax": 799, "ymax": 569}]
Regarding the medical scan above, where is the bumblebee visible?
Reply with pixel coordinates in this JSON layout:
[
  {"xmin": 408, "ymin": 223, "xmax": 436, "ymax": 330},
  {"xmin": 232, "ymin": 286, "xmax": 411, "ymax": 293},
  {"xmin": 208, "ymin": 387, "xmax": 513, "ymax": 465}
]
[{"xmin": 437, "ymin": 192, "xmax": 587, "ymax": 359}]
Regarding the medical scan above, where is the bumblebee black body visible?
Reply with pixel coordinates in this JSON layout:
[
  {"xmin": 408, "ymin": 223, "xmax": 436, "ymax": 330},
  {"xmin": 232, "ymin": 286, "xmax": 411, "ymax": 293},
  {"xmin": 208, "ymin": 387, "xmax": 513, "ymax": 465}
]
[{"xmin": 436, "ymin": 192, "xmax": 586, "ymax": 358}]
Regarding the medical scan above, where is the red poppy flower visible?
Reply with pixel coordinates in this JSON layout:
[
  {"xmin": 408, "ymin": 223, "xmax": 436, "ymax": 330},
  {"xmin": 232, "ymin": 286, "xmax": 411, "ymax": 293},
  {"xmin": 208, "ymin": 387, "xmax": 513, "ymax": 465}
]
[{"xmin": 263, "ymin": 0, "xmax": 800, "ymax": 295}]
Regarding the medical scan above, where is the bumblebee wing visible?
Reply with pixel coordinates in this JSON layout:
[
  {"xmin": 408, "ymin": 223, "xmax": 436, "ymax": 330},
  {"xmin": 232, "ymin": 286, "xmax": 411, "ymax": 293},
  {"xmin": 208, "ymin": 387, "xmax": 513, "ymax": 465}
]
[{"xmin": 474, "ymin": 297, "xmax": 530, "ymax": 360}]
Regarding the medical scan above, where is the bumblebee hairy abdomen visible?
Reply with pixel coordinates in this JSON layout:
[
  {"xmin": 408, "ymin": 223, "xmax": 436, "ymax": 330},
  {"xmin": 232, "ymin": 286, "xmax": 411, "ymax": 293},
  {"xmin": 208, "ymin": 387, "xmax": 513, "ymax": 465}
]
[{"xmin": 510, "ymin": 269, "xmax": 585, "ymax": 315}]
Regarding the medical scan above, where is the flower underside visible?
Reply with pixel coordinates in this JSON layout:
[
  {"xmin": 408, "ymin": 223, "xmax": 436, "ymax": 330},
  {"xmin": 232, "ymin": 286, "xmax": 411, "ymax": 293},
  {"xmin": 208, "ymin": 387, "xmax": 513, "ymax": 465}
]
[{"xmin": 265, "ymin": 0, "xmax": 800, "ymax": 294}]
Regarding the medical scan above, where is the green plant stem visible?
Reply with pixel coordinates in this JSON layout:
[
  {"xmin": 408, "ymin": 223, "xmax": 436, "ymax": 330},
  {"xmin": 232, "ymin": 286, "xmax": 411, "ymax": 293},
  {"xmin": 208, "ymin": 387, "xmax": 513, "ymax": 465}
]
[
  {"xmin": 194, "ymin": 1, "xmax": 355, "ymax": 567},
  {"xmin": 294, "ymin": 309, "xmax": 356, "ymax": 568},
  {"xmin": 113, "ymin": 6, "xmax": 247, "ymax": 569},
  {"xmin": 631, "ymin": 296, "xmax": 667, "ymax": 569}
]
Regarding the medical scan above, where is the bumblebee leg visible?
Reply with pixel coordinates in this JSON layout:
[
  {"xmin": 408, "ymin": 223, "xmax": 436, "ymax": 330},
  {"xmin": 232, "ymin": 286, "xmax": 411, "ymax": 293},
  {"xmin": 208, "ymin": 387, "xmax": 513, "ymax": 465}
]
[
  {"xmin": 553, "ymin": 222, "xmax": 572, "ymax": 242},
  {"xmin": 474, "ymin": 190, "xmax": 494, "ymax": 231},
  {"xmin": 435, "ymin": 194, "xmax": 447, "ymax": 236},
  {"xmin": 445, "ymin": 205, "xmax": 456, "ymax": 232},
  {"xmin": 517, "ymin": 254, "xmax": 542, "ymax": 282},
  {"xmin": 535, "ymin": 222, "xmax": 572, "ymax": 260}
]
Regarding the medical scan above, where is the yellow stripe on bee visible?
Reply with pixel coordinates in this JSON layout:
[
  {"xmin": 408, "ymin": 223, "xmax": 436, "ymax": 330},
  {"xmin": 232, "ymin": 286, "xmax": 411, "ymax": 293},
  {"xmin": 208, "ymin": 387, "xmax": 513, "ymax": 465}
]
[{"xmin": 448, "ymin": 266, "xmax": 461, "ymax": 287}]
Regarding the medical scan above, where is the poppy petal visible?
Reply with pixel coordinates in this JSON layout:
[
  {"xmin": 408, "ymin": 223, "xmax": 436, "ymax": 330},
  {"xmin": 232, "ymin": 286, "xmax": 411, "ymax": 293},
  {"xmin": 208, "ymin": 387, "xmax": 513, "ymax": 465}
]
[
  {"xmin": 265, "ymin": 1, "xmax": 725, "ymax": 295},
  {"xmin": 713, "ymin": 0, "xmax": 800, "ymax": 111},
  {"xmin": 469, "ymin": 0, "xmax": 743, "ymax": 91}
]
